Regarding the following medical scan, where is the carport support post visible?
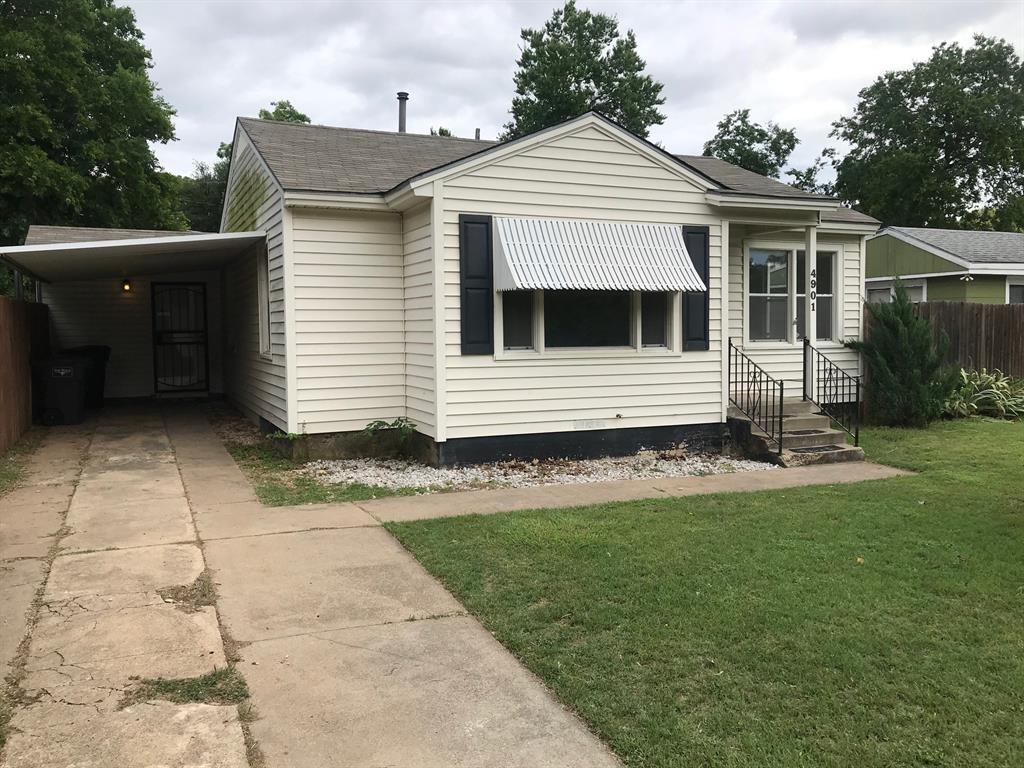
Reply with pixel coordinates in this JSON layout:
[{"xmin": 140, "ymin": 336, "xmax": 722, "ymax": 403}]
[
  {"xmin": 804, "ymin": 224, "xmax": 817, "ymax": 399},
  {"xmin": 13, "ymin": 268, "xmax": 23, "ymax": 301}
]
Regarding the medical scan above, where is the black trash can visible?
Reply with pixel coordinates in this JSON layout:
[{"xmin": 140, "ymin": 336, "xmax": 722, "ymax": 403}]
[
  {"xmin": 32, "ymin": 356, "xmax": 88, "ymax": 426},
  {"xmin": 62, "ymin": 345, "xmax": 111, "ymax": 408}
]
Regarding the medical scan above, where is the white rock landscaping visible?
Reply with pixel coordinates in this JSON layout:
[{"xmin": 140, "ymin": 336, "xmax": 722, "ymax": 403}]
[{"xmin": 305, "ymin": 449, "xmax": 775, "ymax": 493}]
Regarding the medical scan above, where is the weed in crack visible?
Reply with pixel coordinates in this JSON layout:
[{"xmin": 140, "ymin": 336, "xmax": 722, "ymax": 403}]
[
  {"xmin": 119, "ymin": 666, "xmax": 249, "ymax": 709},
  {"xmin": 157, "ymin": 570, "xmax": 217, "ymax": 613}
]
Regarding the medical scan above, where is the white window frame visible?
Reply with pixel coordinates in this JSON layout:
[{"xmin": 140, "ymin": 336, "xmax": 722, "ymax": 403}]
[
  {"xmin": 257, "ymin": 249, "xmax": 272, "ymax": 358},
  {"xmin": 742, "ymin": 240, "xmax": 841, "ymax": 347},
  {"xmin": 1007, "ymin": 277, "xmax": 1024, "ymax": 305},
  {"xmin": 864, "ymin": 278, "xmax": 926, "ymax": 304},
  {"xmin": 493, "ymin": 288, "xmax": 681, "ymax": 360}
]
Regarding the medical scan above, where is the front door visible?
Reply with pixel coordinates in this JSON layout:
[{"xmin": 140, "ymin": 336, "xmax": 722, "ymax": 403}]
[{"xmin": 152, "ymin": 282, "xmax": 208, "ymax": 393}]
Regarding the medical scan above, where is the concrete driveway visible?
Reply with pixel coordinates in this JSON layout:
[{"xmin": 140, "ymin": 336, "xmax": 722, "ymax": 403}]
[{"xmin": 1, "ymin": 405, "xmax": 620, "ymax": 767}]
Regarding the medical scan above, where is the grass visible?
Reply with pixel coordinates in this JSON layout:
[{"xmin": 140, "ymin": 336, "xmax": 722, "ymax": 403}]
[
  {"xmin": 225, "ymin": 439, "xmax": 417, "ymax": 506},
  {"xmin": 120, "ymin": 666, "xmax": 249, "ymax": 708},
  {"xmin": 388, "ymin": 419, "xmax": 1024, "ymax": 768},
  {"xmin": 0, "ymin": 429, "xmax": 43, "ymax": 498}
]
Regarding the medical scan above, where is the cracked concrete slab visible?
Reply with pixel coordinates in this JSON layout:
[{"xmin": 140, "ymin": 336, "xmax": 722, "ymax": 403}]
[
  {"xmin": 62, "ymin": 496, "xmax": 194, "ymax": 553},
  {"xmin": 240, "ymin": 616, "xmax": 621, "ymax": 768},
  {"xmin": 1, "ymin": 559, "xmax": 44, "ymax": 679},
  {"xmin": 23, "ymin": 604, "xmax": 226, "ymax": 710},
  {"xmin": 2, "ymin": 701, "xmax": 248, "ymax": 768},
  {"xmin": 196, "ymin": 500, "xmax": 377, "ymax": 540},
  {"xmin": 207, "ymin": 527, "xmax": 463, "ymax": 642},
  {"xmin": 46, "ymin": 544, "xmax": 203, "ymax": 600}
]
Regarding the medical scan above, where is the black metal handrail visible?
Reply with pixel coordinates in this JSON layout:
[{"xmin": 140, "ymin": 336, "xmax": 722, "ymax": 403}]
[
  {"xmin": 803, "ymin": 338, "xmax": 861, "ymax": 446},
  {"xmin": 728, "ymin": 338, "xmax": 784, "ymax": 454}
]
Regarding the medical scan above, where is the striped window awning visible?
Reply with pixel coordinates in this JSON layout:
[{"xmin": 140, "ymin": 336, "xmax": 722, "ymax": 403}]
[{"xmin": 493, "ymin": 217, "xmax": 707, "ymax": 292}]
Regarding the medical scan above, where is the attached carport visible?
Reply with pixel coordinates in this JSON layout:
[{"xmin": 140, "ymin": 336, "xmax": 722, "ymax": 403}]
[{"xmin": 0, "ymin": 228, "xmax": 265, "ymax": 400}]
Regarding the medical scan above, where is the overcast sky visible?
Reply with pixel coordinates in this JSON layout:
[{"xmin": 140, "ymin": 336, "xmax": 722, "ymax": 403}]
[{"xmin": 128, "ymin": 0, "xmax": 1024, "ymax": 178}]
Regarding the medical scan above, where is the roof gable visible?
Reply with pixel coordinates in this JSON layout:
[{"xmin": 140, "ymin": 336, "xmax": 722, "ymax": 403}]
[
  {"xmin": 405, "ymin": 113, "xmax": 715, "ymax": 193},
  {"xmin": 883, "ymin": 226, "xmax": 1024, "ymax": 266}
]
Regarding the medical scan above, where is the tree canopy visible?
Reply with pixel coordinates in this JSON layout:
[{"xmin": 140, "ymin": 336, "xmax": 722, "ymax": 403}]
[
  {"xmin": 258, "ymin": 100, "xmax": 311, "ymax": 124},
  {"xmin": 832, "ymin": 35, "xmax": 1024, "ymax": 229},
  {"xmin": 702, "ymin": 109, "xmax": 799, "ymax": 179},
  {"xmin": 0, "ymin": 0, "xmax": 182, "ymax": 246},
  {"xmin": 502, "ymin": 1, "xmax": 665, "ymax": 140}
]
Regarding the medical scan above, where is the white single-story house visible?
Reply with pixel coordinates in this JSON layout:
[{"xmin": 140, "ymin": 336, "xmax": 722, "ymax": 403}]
[{"xmin": 1, "ymin": 111, "xmax": 878, "ymax": 463}]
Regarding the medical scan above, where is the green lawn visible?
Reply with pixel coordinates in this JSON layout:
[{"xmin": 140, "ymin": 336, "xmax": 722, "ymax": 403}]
[{"xmin": 388, "ymin": 419, "xmax": 1024, "ymax": 768}]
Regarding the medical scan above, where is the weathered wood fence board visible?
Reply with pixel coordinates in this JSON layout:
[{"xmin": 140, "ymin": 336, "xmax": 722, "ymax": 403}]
[
  {"xmin": 0, "ymin": 298, "xmax": 49, "ymax": 453},
  {"xmin": 865, "ymin": 302, "xmax": 1024, "ymax": 377}
]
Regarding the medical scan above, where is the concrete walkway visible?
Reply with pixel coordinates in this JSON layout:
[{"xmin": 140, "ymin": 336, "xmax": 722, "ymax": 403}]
[
  {"xmin": 2, "ymin": 405, "xmax": 909, "ymax": 767},
  {"xmin": 1, "ymin": 406, "xmax": 248, "ymax": 768},
  {"xmin": 358, "ymin": 460, "xmax": 910, "ymax": 523}
]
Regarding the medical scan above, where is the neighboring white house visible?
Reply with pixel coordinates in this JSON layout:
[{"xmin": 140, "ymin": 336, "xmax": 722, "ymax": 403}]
[{"xmin": 1, "ymin": 111, "xmax": 878, "ymax": 463}]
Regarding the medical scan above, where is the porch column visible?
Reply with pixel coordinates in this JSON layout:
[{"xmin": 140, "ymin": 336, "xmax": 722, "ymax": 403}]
[{"xmin": 803, "ymin": 224, "xmax": 817, "ymax": 399}]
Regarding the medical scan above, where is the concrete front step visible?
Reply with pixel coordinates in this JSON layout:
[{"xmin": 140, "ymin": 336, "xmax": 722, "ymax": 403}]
[
  {"xmin": 781, "ymin": 413, "xmax": 832, "ymax": 431},
  {"xmin": 781, "ymin": 445, "xmax": 866, "ymax": 466}
]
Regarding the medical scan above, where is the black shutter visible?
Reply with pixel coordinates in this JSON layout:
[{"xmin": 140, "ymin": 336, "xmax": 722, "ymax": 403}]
[
  {"xmin": 682, "ymin": 225, "xmax": 710, "ymax": 351},
  {"xmin": 459, "ymin": 214, "xmax": 494, "ymax": 355}
]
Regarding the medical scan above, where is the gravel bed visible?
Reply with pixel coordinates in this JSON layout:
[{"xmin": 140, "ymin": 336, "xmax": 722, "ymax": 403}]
[{"xmin": 305, "ymin": 449, "xmax": 775, "ymax": 492}]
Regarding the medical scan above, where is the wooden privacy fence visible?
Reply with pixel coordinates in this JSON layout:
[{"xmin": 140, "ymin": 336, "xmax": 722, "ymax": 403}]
[
  {"xmin": 0, "ymin": 297, "xmax": 49, "ymax": 453},
  {"xmin": 865, "ymin": 301, "xmax": 1024, "ymax": 378}
]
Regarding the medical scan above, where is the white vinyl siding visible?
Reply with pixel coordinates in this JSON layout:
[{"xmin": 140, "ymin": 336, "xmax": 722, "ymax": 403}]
[
  {"xmin": 221, "ymin": 131, "xmax": 287, "ymax": 429},
  {"xmin": 42, "ymin": 270, "xmax": 224, "ymax": 398},
  {"xmin": 728, "ymin": 225, "xmax": 863, "ymax": 388},
  {"xmin": 440, "ymin": 124, "xmax": 724, "ymax": 439},
  {"xmin": 403, "ymin": 203, "xmax": 436, "ymax": 436},
  {"xmin": 291, "ymin": 209, "xmax": 406, "ymax": 434}
]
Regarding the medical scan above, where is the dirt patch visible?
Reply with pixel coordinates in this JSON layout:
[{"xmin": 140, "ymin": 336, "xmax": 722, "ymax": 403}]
[{"xmin": 157, "ymin": 570, "xmax": 217, "ymax": 613}]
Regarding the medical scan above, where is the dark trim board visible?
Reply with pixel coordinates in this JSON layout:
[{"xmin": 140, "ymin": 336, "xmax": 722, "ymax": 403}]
[{"xmin": 435, "ymin": 422, "xmax": 726, "ymax": 466}]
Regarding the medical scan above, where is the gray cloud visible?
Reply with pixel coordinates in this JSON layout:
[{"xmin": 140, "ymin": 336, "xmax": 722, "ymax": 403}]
[{"xmin": 127, "ymin": 0, "xmax": 1022, "ymax": 177}]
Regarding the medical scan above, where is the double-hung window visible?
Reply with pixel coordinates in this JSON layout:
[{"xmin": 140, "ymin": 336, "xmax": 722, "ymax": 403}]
[
  {"xmin": 500, "ymin": 289, "xmax": 674, "ymax": 352},
  {"xmin": 747, "ymin": 246, "xmax": 837, "ymax": 343}
]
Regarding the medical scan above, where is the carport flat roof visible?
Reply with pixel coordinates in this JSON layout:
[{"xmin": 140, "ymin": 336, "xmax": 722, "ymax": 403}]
[{"xmin": 0, "ymin": 230, "xmax": 265, "ymax": 282}]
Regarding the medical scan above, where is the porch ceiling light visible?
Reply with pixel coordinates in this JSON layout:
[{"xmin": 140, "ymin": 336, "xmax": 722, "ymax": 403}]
[{"xmin": 122, "ymin": 278, "xmax": 132, "ymax": 292}]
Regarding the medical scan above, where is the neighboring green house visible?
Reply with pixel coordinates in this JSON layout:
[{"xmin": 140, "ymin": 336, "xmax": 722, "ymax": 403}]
[{"xmin": 866, "ymin": 227, "xmax": 1024, "ymax": 304}]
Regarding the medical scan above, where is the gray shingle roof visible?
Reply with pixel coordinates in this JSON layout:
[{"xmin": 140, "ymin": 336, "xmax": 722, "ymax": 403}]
[
  {"xmin": 24, "ymin": 225, "xmax": 207, "ymax": 245},
  {"xmin": 237, "ymin": 115, "xmax": 876, "ymax": 225},
  {"xmin": 239, "ymin": 118, "xmax": 498, "ymax": 194},
  {"xmin": 886, "ymin": 226, "xmax": 1024, "ymax": 265}
]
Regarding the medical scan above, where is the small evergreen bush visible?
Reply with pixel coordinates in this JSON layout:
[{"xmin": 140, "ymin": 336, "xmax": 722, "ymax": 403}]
[{"xmin": 846, "ymin": 282, "xmax": 958, "ymax": 427}]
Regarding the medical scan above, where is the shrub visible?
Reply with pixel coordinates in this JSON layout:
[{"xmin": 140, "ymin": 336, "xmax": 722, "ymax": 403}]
[
  {"xmin": 944, "ymin": 368, "xmax": 1024, "ymax": 420},
  {"xmin": 846, "ymin": 281, "xmax": 958, "ymax": 427}
]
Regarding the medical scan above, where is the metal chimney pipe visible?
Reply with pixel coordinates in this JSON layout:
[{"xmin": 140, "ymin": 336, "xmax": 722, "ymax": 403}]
[
  {"xmin": 475, "ymin": 128, "xmax": 481, "ymax": 140},
  {"xmin": 397, "ymin": 91, "xmax": 409, "ymax": 133}
]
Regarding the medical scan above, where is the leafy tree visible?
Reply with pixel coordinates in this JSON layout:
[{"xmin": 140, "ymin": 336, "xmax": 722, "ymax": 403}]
[
  {"xmin": 179, "ymin": 103, "xmax": 309, "ymax": 231},
  {"xmin": 502, "ymin": 0, "xmax": 665, "ymax": 140},
  {"xmin": 430, "ymin": 127, "xmax": 454, "ymax": 137},
  {"xmin": 0, "ymin": 0, "xmax": 184, "ymax": 247},
  {"xmin": 832, "ymin": 36, "xmax": 1024, "ymax": 228},
  {"xmin": 786, "ymin": 149, "xmax": 836, "ymax": 196},
  {"xmin": 846, "ymin": 282, "xmax": 958, "ymax": 427},
  {"xmin": 703, "ymin": 109, "xmax": 798, "ymax": 178},
  {"xmin": 258, "ymin": 100, "xmax": 311, "ymax": 124}
]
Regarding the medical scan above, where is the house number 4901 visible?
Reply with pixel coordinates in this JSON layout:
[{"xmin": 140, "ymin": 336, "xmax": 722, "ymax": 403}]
[{"xmin": 809, "ymin": 267, "xmax": 817, "ymax": 310}]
